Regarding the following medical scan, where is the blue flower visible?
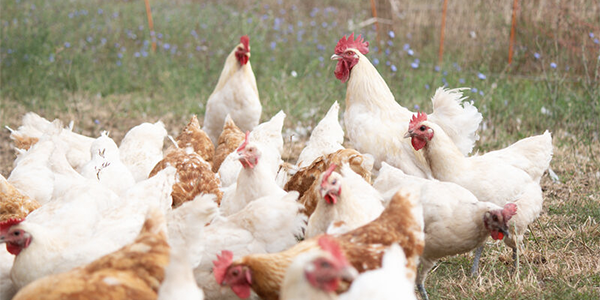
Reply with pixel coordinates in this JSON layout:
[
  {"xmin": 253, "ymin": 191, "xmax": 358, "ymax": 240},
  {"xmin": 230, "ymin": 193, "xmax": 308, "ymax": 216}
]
[
  {"xmin": 386, "ymin": 61, "xmax": 391, "ymax": 66},
  {"xmin": 64, "ymin": 42, "xmax": 71, "ymax": 48},
  {"xmin": 134, "ymin": 52, "xmax": 140, "ymax": 57},
  {"xmin": 372, "ymin": 58, "xmax": 379, "ymax": 65},
  {"xmin": 322, "ymin": 22, "xmax": 328, "ymax": 28},
  {"xmin": 68, "ymin": 12, "xmax": 74, "ymax": 18},
  {"xmin": 407, "ymin": 49, "xmax": 414, "ymax": 56},
  {"xmin": 317, "ymin": 44, "xmax": 325, "ymax": 51},
  {"xmin": 116, "ymin": 60, "xmax": 122, "ymax": 66},
  {"xmin": 434, "ymin": 66, "xmax": 441, "ymax": 72},
  {"xmin": 471, "ymin": 88, "xmax": 478, "ymax": 93},
  {"xmin": 403, "ymin": 44, "xmax": 410, "ymax": 51},
  {"xmin": 270, "ymin": 41, "xmax": 276, "ymax": 50},
  {"xmin": 479, "ymin": 90, "xmax": 484, "ymax": 96},
  {"xmin": 191, "ymin": 30, "xmax": 197, "ymax": 37},
  {"xmin": 247, "ymin": 18, "xmax": 252, "ymax": 24},
  {"xmin": 280, "ymin": 8, "xmax": 286, "ymax": 15},
  {"xmin": 86, "ymin": 36, "xmax": 93, "ymax": 43},
  {"xmin": 550, "ymin": 62, "xmax": 557, "ymax": 69},
  {"xmin": 388, "ymin": 30, "xmax": 395, "ymax": 38},
  {"xmin": 594, "ymin": 38, "xmax": 599, "ymax": 45},
  {"xmin": 157, "ymin": 33, "xmax": 163, "ymax": 39},
  {"xmin": 443, "ymin": 71, "xmax": 448, "ymax": 76},
  {"xmin": 590, "ymin": 32, "xmax": 595, "ymax": 38},
  {"xmin": 387, "ymin": 40, "xmax": 393, "ymax": 46},
  {"xmin": 411, "ymin": 62, "xmax": 419, "ymax": 69},
  {"xmin": 477, "ymin": 73, "xmax": 486, "ymax": 80},
  {"xmin": 112, "ymin": 12, "xmax": 118, "ymax": 18},
  {"xmin": 385, "ymin": 48, "xmax": 390, "ymax": 56},
  {"xmin": 117, "ymin": 53, "xmax": 123, "ymax": 58},
  {"xmin": 49, "ymin": 54, "xmax": 55, "ymax": 62},
  {"xmin": 101, "ymin": 38, "xmax": 107, "ymax": 45},
  {"xmin": 534, "ymin": 52, "xmax": 541, "ymax": 59},
  {"xmin": 414, "ymin": 104, "xmax": 420, "ymax": 110},
  {"xmin": 163, "ymin": 43, "xmax": 170, "ymax": 50},
  {"xmin": 318, "ymin": 56, "xmax": 324, "ymax": 62},
  {"xmin": 459, "ymin": 78, "xmax": 465, "ymax": 84},
  {"xmin": 98, "ymin": 8, "xmax": 103, "ymax": 15},
  {"xmin": 94, "ymin": 119, "xmax": 100, "ymax": 124},
  {"xmin": 142, "ymin": 51, "xmax": 148, "ymax": 57},
  {"xmin": 425, "ymin": 84, "xmax": 430, "ymax": 90},
  {"xmin": 297, "ymin": 21, "xmax": 303, "ymax": 27},
  {"xmin": 391, "ymin": 65, "xmax": 397, "ymax": 72}
]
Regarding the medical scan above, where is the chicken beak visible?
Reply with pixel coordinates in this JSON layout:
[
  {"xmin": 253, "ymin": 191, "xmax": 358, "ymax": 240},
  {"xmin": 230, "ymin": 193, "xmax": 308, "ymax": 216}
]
[
  {"xmin": 340, "ymin": 265, "xmax": 358, "ymax": 282},
  {"xmin": 403, "ymin": 130, "xmax": 413, "ymax": 139},
  {"xmin": 500, "ymin": 227, "xmax": 510, "ymax": 239},
  {"xmin": 330, "ymin": 54, "xmax": 342, "ymax": 60}
]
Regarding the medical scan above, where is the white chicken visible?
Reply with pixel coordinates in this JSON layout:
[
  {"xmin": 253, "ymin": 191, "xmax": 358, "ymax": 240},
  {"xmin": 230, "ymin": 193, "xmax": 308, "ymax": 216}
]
[
  {"xmin": 80, "ymin": 131, "xmax": 136, "ymax": 195},
  {"xmin": 119, "ymin": 121, "xmax": 168, "ymax": 182},
  {"xmin": 203, "ymin": 35, "xmax": 262, "ymax": 145},
  {"xmin": 1, "ymin": 165, "xmax": 176, "ymax": 289},
  {"xmin": 296, "ymin": 102, "xmax": 344, "ymax": 168},
  {"xmin": 373, "ymin": 163, "xmax": 517, "ymax": 300},
  {"xmin": 306, "ymin": 163, "xmax": 384, "ymax": 238},
  {"xmin": 405, "ymin": 112, "xmax": 552, "ymax": 274},
  {"xmin": 189, "ymin": 192, "xmax": 306, "ymax": 300},
  {"xmin": 331, "ymin": 34, "xmax": 482, "ymax": 177},
  {"xmin": 218, "ymin": 111, "xmax": 285, "ymax": 187}
]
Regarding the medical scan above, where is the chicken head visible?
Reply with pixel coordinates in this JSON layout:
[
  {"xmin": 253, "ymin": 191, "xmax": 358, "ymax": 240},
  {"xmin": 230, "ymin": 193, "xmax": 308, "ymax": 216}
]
[
  {"xmin": 235, "ymin": 35, "xmax": 250, "ymax": 66},
  {"xmin": 0, "ymin": 218, "xmax": 30, "ymax": 255},
  {"xmin": 483, "ymin": 203, "xmax": 518, "ymax": 240},
  {"xmin": 331, "ymin": 33, "xmax": 369, "ymax": 83},
  {"xmin": 319, "ymin": 164, "xmax": 342, "ymax": 205},
  {"xmin": 305, "ymin": 236, "xmax": 357, "ymax": 292},
  {"xmin": 213, "ymin": 250, "xmax": 253, "ymax": 299},
  {"xmin": 405, "ymin": 112, "xmax": 434, "ymax": 151},
  {"xmin": 237, "ymin": 131, "xmax": 260, "ymax": 169}
]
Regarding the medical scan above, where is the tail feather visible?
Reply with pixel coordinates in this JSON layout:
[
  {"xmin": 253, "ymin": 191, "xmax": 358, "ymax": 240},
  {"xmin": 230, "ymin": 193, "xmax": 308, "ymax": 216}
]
[{"xmin": 429, "ymin": 88, "xmax": 483, "ymax": 155}]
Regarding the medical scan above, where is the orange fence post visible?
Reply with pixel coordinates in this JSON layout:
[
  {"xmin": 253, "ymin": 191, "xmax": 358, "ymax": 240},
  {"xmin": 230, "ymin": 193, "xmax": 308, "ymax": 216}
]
[
  {"xmin": 508, "ymin": 0, "xmax": 519, "ymax": 65},
  {"xmin": 144, "ymin": 0, "xmax": 157, "ymax": 52},
  {"xmin": 438, "ymin": 0, "xmax": 448, "ymax": 66},
  {"xmin": 370, "ymin": 0, "xmax": 381, "ymax": 52}
]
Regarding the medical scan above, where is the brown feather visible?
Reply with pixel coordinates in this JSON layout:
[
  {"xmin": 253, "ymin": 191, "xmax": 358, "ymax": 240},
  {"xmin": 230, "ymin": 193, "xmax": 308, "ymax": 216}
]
[
  {"xmin": 0, "ymin": 174, "xmax": 40, "ymax": 222},
  {"xmin": 149, "ymin": 148, "xmax": 222, "ymax": 207},
  {"xmin": 166, "ymin": 115, "xmax": 214, "ymax": 166},
  {"xmin": 212, "ymin": 116, "xmax": 245, "ymax": 172}
]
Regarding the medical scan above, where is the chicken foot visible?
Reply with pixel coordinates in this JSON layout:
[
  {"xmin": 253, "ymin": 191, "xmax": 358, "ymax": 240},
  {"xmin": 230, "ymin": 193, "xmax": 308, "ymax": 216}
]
[{"xmin": 469, "ymin": 246, "xmax": 484, "ymax": 277}]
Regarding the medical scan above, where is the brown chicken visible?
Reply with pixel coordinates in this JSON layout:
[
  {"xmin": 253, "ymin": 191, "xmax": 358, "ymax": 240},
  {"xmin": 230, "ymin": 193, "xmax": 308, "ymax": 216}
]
[
  {"xmin": 0, "ymin": 174, "xmax": 40, "ymax": 222},
  {"xmin": 12, "ymin": 209, "xmax": 170, "ymax": 300},
  {"xmin": 285, "ymin": 149, "xmax": 373, "ymax": 217},
  {"xmin": 166, "ymin": 115, "xmax": 214, "ymax": 165},
  {"xmin": 212, "ymin": 114, "xmax": 245, "ymax": 172},
  {"xmin": 213, "ymin": 190, "xmax": 424, "ymax": 300},
  {"xmin": 150, "ymin": 148, "xmax": 222, "ymax": 207}
]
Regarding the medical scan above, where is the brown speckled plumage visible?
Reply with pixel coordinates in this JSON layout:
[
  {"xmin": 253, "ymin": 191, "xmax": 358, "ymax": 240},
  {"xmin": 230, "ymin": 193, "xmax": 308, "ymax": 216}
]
[
  {"xmin": 166, "ymin": 115, "xmax": 214, "ymax": 166},
  {"xmin": 212, "ymin": 115, "xmax": 245, "ymax": 172},
  {"xmin": 0, "ymin": 174, "xmax": 40, "ymax": 222},
  {"xmin": 12, "ymin": 209, "xmax": 170, "ymax": 300},
  {"xmin": 150, "ymin": 148, "xmax": 222, "ymax": 207},
  {"xmin": 229, "ymin": 191, "xmax": 424, "ymax": 300},
  {"xmin": 285, "ymin": 149, "xmax": 372, "ymax": 217}
]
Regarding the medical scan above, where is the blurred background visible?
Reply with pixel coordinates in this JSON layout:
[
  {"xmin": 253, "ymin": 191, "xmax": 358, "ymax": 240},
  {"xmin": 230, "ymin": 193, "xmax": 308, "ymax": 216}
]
[{"xmin": 1, "ymin": 1, "xmax": 599, "ymax": 298}]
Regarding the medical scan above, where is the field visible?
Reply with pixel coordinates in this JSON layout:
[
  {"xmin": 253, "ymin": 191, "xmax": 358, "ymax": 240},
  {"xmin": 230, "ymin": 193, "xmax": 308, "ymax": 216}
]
[{"xmin": 1, "ymin": 0, "xmax": 599, "ymax": 299}]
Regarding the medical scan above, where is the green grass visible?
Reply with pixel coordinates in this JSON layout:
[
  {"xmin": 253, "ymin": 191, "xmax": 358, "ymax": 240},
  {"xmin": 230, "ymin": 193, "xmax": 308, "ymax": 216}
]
[{"xmin": 1, "ymin": 0, "xmax": 599, "ymax": 299}]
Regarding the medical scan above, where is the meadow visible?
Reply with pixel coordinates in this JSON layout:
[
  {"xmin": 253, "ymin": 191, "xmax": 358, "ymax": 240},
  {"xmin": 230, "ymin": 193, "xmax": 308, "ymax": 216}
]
[{"xmin": 1, "ymin": 0, "xmax": 599, "ymax": 299}]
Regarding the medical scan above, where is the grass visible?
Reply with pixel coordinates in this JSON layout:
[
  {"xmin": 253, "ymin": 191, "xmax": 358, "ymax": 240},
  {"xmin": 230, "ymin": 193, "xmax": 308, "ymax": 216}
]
[{"xmin": 1, "ymin": 0, "xmax": 599, "ymax": 299}]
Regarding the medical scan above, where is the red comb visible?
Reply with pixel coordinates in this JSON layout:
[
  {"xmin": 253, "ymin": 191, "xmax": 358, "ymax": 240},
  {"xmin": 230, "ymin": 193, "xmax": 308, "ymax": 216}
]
[
  {"xmin": 240, "ymin": 35, "xmax": 250, "ymax": 51},
  {"xmin": 334, "ymin": 33, "xmax": 369, "ymax": 55},
  {"xmin": 408, "ymin": 112, "xmax": 428, "ymax": 131},
  {"xmin": 318, "ymin": 235, "xmax": 346, "ymax": 265},
  {"xmin": 321, "ymin": 164, "xmax": 338, "ymax": 188},
  {"xmin": 0, "ymin": 218, "xmax": 24, "ymax": 233},
  {"xmin": 502, "ymin": 203, "xmax": 518, "ymax": 220},
  {"xmin": 237, "ymin": 131, "xmax": 250, "ymax": 152},
  {"xmin": 213, "ymin": 250, "xmax": 234, "ymax": 284}
]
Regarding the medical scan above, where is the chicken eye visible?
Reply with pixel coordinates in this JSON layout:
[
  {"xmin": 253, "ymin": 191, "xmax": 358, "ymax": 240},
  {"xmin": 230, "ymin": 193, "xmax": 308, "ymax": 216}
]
[
  {"xmin": 232, "ymin": 269, "xmax": 239, "ymax": 276},
  {"xmin": 492, "ymin": 215, "xmax": 498, "ymax": 221},
  {"xmin": 331, "ymin": 179, "xmax": 337, "ymax": 185},
  {"xmin": 13, "ymin": 231, "xmax": 20, "ymax": 236},
  {"xmin": 420, "ymin": 125, "xmax": 426, "ymax": 131},
  {"xmin": 320, "ymin": 261, "xmax": 331, "ymax": 268}
]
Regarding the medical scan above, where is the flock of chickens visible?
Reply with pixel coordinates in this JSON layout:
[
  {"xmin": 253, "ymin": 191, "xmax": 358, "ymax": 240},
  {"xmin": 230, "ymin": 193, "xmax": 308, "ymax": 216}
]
[{"xmin": 0, "ymin": 33, "xmax": 553, "ymax": 300}]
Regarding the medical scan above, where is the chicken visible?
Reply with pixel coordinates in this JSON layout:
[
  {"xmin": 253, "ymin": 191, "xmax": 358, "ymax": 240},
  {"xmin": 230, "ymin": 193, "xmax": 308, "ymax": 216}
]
[
  {"xmin": 213, "ymin": 114, "xmax": 245, "ymax": 172},
  {"xmin": 188, "ymin": 192, "xmax": 306, "ymax": 300},
  {"xmin": 119, "ymin": 121, "xmax": 167, "ymax": 182},
  {"xmin": 80, "ymin": 131, "xmax": 136, "ymax": 196},
  {"xmin": 340, "ymin": 244, "xmax": 416, "ymax": 300},
  {"xmin": 218, "ymin": 111, "xmax": 285, "ymax": 188},
  {"xmin": 331, "ymin": 34, "xmax": 482, "ymax": 177},
  {"xmin": 405, "ymin": 112, "xmax": 553, "ymax": 272},
  {"xmin": 280, "ymin": 236, "xmax": 358, "ymax": 300},
  {"xmin": 373, "ymin": 162, "xmax": 517, "ymax": 300},
  {"xmin": 213, "ymin": 190, "xmax": 424, "ymax": 300},
  {"xmin": 150, "ymin": 147, "xmax": 222, "ymax": 208},
  {"xmin": 166, "ymin": 115, "xmax": 214, "ymax": 165},
  {"xmin": 296, "ymin": 102, "xmax": 344, "ymax": 168},
  {"xmin": 2, "ymin": 163, "xmax": 175, "ymax": 289},
  {"xmin": 203, "ymin": 35, "xmax": 261, "ymax": 145},
  {"xmin": 158, "ymin": 248, "xmax": 205, "ymax": 300},
  {"xmin": 0, "ymin": 174, "xmax": 40, "ymax": 222},
  {"xmin": 305, "ymin": 164, "xmax": 383, "ymax": 238},
  {"xmin": 220, "ymin": 133, "xmax": 287, "ymax": 216},
  {"xmin": 285, "ymin": 149, "xmax": 373, "ymax": 217},
  {"xmin": 7, "ymin": 112, "xmax": 95, "ymax": 170},
  {"xmin": 11, "ymin": 208, "xmax": 170, "ymax": 300}
]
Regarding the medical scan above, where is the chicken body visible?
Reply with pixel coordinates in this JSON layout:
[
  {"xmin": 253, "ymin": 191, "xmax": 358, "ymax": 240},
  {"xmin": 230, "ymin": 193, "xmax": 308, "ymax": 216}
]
[
  {"xmin": 203, "ymin": 36, "xmax": 261, "ymax": 145},
  {"xmin": 296, "ymin": 102, "xmax": 345, "ymax": 168},
  {"xmin": 408, "ymin": 118, "xmax": 552, "ymax": 268},
  {"xmin": 216, "ymin": 190, "xmax": 424, "ymax": 300},
  {"xmin": 213, "ymin": 114, "xmax": 245, "ymax": 172},
  {"xmin": 119, "ymin": 121, "xmax": 167, "ymax": 182},
  {"xmin": 306, "ymin": 164, "xmax": 383, "ymax": 238},
  {"xmin": 332, "ymin": 35, "xmax": 481, "ymax": 177},
  {"xmin": 12, "ymin": 209, "xmax": 170, "ymax": 300}
]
